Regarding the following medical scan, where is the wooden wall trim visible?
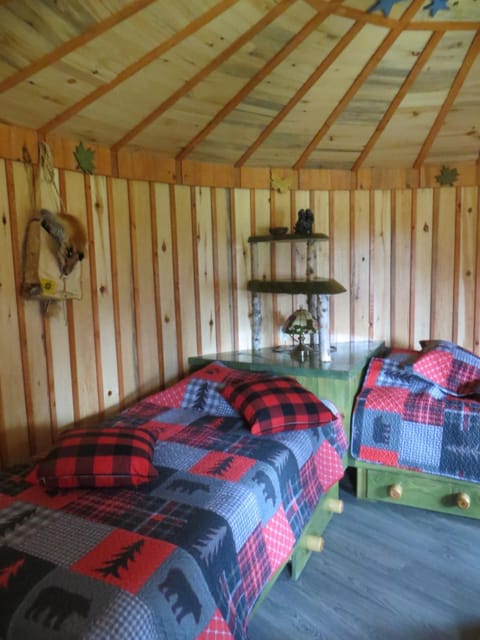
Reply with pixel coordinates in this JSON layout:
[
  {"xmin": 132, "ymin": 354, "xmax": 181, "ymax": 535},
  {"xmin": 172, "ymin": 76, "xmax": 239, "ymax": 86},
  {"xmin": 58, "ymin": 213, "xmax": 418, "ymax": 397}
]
[{"xmin": 0, "ymin": 123, "xmax": 479, "ymax": 191}]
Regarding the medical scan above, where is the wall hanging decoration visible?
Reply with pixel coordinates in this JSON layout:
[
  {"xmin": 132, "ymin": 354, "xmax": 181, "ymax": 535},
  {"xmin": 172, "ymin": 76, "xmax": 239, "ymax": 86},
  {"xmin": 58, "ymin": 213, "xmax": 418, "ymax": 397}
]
[
  {"xmin": 22, "ymin": 141, "xmax": 87, "ymax": 304},
  {"xmin": 74, "ymin": 141, "xmax": 96, "ymax": 175},
  {"xmin": 435, "ymin": 165, "xmax": 459, "ymax": 186},
  {"xmin": 423, "ymin": 0, "xmax": 450, "ymax": 16},
  {"xmin": 367, "ymin": 0, "xmax": 404, "ymax": 17},
  {"xmin": 270, "ymin": 170, "xmax": 293, "ymax": 194},
  {"xmin": 22, "ymin": 209, "xmax": 86, "ymax": 302}
]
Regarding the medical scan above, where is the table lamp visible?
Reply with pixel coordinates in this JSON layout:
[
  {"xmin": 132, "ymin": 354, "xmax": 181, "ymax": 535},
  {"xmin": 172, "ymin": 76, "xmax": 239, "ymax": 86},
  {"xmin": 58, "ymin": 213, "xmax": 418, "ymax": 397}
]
[{"xmin": 283, "ymin": 307, "xmax": 318, "ymax": 360}]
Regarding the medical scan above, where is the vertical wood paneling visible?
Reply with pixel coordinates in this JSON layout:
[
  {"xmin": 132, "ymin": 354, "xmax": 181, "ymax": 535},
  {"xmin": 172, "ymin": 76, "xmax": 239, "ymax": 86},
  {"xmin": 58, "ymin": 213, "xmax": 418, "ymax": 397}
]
[
  {"xmin": 63, "ymin": 170, "xmax": 99, "ymax": 423},
  {"xmin": 232, "ymin": 188, "xmax": 251, "ymax": 351},
  {"xmin": 272, "ymin": 189, "xmax": 293, "ymax": 346},
  {"xmin": 174, "ymin": 185, "xmax": 197, "ymax": 372},
  {"xmin": 129, "ymin": 180, "xmax": 160, "ymax": 396},
  {"xmin": 38, "ymin": 169, "xmax": 75, "ymax": 434},
  {"xmin": 154, "ymin": 183, "xmax": 178, "ymax": 384},
  {"xmin": 372, "ymin": 191, "xmax": 391, "ymax": 343},
  {"xmin": 1, "ymin": 155, "xmax": 480, "ymax": 467},
  {"xmin": 431, "ymin": 188, "xmax": 455, "ymax": 341},
  {"xmin": 351, "ymin": 190, "xmax": 370, "ymax": 340},
  {"xmin": 312, "ymin": 190, "xmax": 330, "ymax": 278},
  {"xmin": 254, "ymin": 189, "xmax": 273, "ymax": 347},
  {"xmin": 391, "ymin": 189, "xmax": 412, "ymax": 348},
  {"xmin": 330, "ymin": 191, "xmax": 351, "ymax": 343},
  {"xmin": 11, "ymin": 162, "xmax": 51, "ymax": 455},
  {"xmin": 0, "ymin": 160, "xmax": 29, "ymax": 463},
  {"xmin": 412, "ymin": 189, "xmax": 434, "ymax": 347},
  {"xmin": 456, "ymin": 187, "xmax": 478, "ymax": 350},
  {"xmin": 89, "ymin": 175, "xmax": 119, "ymax": 411},
  {"xmin": 110, "ymin": 177, "xmax": 138, "ymax": 404},
  {"xmin": 214, "ymin": 188, "xmax": 234, "ymax": 353},
  {"xmin": 195, "ymin": 186, "xmax": 216, "ymax": 355}
]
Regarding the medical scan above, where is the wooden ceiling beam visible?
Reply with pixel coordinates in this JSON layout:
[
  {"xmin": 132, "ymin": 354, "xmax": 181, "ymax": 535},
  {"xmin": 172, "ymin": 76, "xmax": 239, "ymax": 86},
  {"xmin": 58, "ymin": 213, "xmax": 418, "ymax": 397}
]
[
  {"xmin": 353, "ymin": 30, "xmax": 443, "ymax": 171},
  {"xmin": 175, "ymin": 0, "xmax": 343, "ymax": 162},
  {"xmin": 414, "ymin": 30, "xmax": 480, "ymax": 169},
  {"xmin": 293, "ymin": 0, "xmax": 426, "ymax": 170},
  {"xmin": 111, "ymin": 0, "xmax": 294, "ymax": 152},
  {"xmin": 37, "ymin": 0, "xmax": 239, "ymax": 137},
  {"xmin": 235, "ymin": 20, "xmax": 363, "ymax": 167},
  {"xmin": 0, "ymin": 0, "xmax": 157, "ymax": 94}
]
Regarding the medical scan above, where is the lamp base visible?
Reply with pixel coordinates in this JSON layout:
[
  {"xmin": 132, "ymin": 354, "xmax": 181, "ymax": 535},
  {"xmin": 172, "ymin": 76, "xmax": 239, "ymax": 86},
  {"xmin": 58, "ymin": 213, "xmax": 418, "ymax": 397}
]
[{"xmin": 291, "ymin": 341, "xmax": 311, "ymax": 361}]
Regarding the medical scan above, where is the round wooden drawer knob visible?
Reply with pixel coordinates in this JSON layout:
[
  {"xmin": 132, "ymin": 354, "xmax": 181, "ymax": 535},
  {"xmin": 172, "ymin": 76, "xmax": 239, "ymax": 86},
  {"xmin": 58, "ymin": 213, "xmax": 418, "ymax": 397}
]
[
  {"xmin": 325, "ymin": 498, "xmax": 344, "ymax": 514},
  {"xmin": 456, "ymin": 492, "xmax": 471, "ymax": 510},
  {"xmin": 305, "ymin": 535, "xmax": 325, "ymax": 553},
  {"xmin": 388, "ymin": 483, "xmax": 403, "ymax": 500}
]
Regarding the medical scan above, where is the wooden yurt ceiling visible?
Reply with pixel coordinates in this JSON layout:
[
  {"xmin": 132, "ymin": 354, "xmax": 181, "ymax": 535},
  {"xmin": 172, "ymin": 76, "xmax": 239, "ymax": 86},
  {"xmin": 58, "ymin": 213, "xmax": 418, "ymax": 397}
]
[{"xmin": 0, "ymin": 0, "xmax": 479, "ymax": 170}]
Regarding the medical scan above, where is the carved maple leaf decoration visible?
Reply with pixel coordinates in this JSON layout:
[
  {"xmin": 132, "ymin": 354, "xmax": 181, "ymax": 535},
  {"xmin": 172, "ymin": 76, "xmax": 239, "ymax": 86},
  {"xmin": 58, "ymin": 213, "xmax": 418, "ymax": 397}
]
[
  {"xmin": 271, "ymin": 171, "xmax": 293, "ymax": 194},
  {"xmin": 74, "ymin": 141, "xmax": 96, "ymax": 175},
  {"xmin": 435, "ymin": 165, "xmax": 459, "ymax": 187}
]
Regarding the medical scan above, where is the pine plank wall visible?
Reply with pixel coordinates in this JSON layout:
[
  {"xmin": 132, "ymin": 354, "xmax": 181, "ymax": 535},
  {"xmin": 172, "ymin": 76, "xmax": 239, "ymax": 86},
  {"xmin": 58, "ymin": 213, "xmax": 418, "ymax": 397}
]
[{"xmin": 0, "ymin": 128, "xmax": 479, "ymax": 468}]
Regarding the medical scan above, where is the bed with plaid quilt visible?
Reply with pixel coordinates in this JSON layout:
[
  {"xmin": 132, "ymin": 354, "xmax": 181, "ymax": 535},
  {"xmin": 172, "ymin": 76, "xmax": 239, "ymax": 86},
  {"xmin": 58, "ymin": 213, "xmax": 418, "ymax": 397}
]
[
  {"xmin": 351, "ymin": 342, "xmax": 480, "ymax": 482},
  {"xmin": 0, "ymin": 363, "xmax": 346, "ymax": 640}
]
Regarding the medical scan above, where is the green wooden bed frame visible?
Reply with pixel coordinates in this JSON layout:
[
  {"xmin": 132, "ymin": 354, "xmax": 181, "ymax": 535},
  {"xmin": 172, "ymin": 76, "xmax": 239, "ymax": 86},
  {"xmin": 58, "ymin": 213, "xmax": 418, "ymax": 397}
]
[
  {"xmin": 252, "ymin": 483, "xmax": 342, "ymax": 615},
  {"xmin": 353, "ymin": 459, "xmax": 480, "ymax": 520}
]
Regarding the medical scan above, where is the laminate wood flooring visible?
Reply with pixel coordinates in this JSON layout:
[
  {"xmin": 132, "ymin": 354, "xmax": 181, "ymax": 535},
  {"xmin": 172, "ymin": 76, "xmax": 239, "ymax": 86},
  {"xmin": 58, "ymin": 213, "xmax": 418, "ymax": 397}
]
[{"xmin": 248, "ymin": 482, "xmax": 480, "ymax": 640}]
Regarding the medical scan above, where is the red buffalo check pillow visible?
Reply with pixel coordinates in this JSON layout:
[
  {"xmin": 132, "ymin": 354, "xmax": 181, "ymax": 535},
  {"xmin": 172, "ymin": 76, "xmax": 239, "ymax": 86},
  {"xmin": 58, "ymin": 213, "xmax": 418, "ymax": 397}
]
[
  {"xmin": 219, "ymin": 373, "xmax": 335, "ymax": 435},
  {"xmin": 34, "ymin": 426, "xmax": 158, "ymax": 489}
]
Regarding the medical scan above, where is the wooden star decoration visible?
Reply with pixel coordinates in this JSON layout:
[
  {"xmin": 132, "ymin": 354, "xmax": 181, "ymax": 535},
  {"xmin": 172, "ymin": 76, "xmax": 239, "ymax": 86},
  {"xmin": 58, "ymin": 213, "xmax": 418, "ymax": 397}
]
[
  {"xmin": 74, "ymin": 141, "xmax": 96, "ymax": 175},
  {"xmin": 367, "ymin": 0, "xmax": 404, "ymax": 17},
  {"xmin": 271, "ymin": 171, "xmax": 293, "ymax": 194},
  {"xmin": 435, "ymin": 165, "xmax": 458, "ymax": 186},
  {"xmin": 423, "ymin": 0, "xmax": 450, "ymax": 15}
]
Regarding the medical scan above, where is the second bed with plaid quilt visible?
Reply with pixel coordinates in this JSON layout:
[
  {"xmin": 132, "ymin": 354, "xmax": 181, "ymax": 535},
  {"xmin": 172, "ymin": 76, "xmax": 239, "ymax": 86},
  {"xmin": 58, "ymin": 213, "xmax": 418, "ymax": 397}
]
[
  {"xmin": 0, "ymin": 362, "xmax": 346, "ymax": 640},
  {"xmin": 351, "ymin": 341, "xmax": 480, "ymax": 483}
]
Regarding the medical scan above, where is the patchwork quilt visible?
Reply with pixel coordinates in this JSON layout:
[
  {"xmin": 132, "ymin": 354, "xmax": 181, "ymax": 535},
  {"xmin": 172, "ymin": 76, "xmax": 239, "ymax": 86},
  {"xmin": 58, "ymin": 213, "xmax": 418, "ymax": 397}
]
[
  {"xmin": 351, "ymin": 346, "xmax": 480, "ymax": 483},
  {"xmin": 0, "ymin": 363, "xmax": 346, "ymax": 640}
]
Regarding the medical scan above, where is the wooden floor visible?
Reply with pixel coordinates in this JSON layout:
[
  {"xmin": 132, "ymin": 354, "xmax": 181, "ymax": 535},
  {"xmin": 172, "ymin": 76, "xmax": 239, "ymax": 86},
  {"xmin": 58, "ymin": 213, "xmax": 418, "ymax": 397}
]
[{"xmin": 248, "ymin": 479, "xmax": 480, "ymax": 640}]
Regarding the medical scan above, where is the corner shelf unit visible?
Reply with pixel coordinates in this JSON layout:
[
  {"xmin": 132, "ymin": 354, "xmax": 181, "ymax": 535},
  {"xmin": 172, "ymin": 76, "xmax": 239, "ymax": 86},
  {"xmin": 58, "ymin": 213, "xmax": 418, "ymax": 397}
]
[{"xmin": 247, "ymin": 232, "xmax": 346, "ymax": 360}]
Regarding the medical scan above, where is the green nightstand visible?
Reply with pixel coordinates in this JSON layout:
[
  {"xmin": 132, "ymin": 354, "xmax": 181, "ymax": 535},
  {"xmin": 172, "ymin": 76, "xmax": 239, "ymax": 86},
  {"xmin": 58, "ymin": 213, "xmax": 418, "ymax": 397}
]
[{"xmin": 188, "ymin": 340, "xmax": 384, "ymax": 455}]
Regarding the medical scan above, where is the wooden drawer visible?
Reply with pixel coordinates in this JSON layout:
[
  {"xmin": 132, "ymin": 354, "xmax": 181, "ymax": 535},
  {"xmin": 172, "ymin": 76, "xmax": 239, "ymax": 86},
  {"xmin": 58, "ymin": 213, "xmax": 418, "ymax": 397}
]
[{"xmin": 360, "ymin": 466, "xmax": 480, "ymax": 519}]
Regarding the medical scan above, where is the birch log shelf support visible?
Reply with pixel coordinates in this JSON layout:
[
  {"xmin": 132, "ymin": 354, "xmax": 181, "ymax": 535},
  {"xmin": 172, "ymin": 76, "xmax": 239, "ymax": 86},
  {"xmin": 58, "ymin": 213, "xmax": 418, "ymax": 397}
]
[{"xmin": 248, "ymin": 233, "xmax": 346, "ymax": 360}]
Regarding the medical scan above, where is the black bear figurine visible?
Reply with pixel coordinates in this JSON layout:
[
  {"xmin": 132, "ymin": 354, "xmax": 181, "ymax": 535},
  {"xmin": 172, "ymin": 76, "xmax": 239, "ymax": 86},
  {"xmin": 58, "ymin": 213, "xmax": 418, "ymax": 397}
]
[{"xmin": 294, "ymin": 209, "xmax": 314, "ymax": 235}]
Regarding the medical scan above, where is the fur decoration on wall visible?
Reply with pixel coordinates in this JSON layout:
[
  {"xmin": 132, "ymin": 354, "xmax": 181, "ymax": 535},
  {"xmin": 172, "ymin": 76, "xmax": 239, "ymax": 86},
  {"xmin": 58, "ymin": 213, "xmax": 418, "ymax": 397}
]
[{"xmin": 22, "ymin": 209, "xmax": 87, "ymax": 301}]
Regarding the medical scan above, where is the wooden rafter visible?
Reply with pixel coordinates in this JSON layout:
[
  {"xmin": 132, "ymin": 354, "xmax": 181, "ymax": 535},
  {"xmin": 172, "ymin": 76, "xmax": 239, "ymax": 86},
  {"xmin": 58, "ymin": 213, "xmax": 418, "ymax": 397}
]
[
  {"xmin": 175, "ymin": 0, "xmax": 344, "ymax": 162},
  {"xmin": 235, "ymin": 21, "xmax": 364, "ymax": 167},
  {"xmin": 0, "ymin": 0, "xmax": 157, "ymax": 94},
  {"xmin": 352, "ymin": 30, "xmax": 443, "ymax": 171},
  {"xmin": 111, "ymin": 0, "xmax": 295, "ymax": 152},
  {"xmin": 414, "ymin": 30, "xmax": 480, "ymax": 169},
  {"xmin": 37, "ymin": 0, "xmax": 239, "ymax": 137},
  {"xmin": 293, "ymin": 0, "xmax": 426, "ymax": 170}
]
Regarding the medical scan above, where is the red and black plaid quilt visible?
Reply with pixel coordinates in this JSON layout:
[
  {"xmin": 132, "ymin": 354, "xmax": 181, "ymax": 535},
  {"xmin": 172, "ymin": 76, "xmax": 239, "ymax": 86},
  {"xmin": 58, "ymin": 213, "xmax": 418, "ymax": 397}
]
[
  {"xmin": 351, "ymin": 347, "xmax": 480, "ymax": 482},
  {"xmin": 0, "ymin": 364, "xmax": 346, "ymax": 640}
]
